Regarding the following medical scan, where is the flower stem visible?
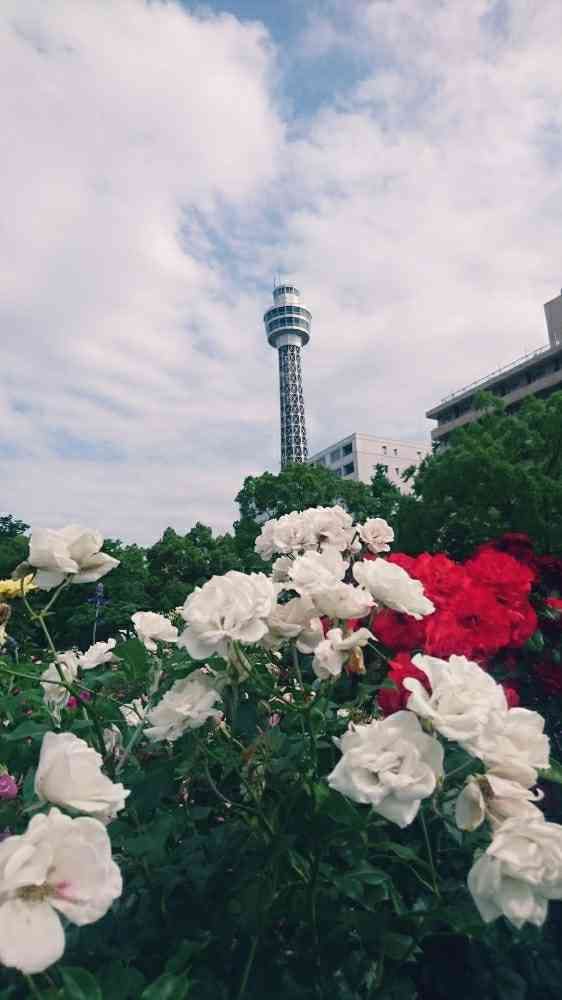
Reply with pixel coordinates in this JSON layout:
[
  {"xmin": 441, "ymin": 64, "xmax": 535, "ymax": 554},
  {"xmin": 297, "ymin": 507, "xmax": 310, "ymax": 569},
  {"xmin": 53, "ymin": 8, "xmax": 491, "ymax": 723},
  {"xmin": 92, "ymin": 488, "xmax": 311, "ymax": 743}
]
[
  {"xmin": 24, "ymin": 975, "xmax": 43, "ymax": 998},
  {"xmin": 236, "ymin": 934, "xmax": 259, "ymax": 1000},
  {"xmin": 419, "ymin": 808, "xmax": 440, "ymax": 897}
]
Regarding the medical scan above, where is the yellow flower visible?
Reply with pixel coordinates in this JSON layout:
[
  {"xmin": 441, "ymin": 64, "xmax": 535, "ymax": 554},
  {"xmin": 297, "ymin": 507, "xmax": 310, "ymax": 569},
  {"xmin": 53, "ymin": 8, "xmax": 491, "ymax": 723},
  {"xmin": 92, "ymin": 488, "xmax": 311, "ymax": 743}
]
[{"xmin": 0, "ymin": 574, "xmax": 37, "ymax": 599}]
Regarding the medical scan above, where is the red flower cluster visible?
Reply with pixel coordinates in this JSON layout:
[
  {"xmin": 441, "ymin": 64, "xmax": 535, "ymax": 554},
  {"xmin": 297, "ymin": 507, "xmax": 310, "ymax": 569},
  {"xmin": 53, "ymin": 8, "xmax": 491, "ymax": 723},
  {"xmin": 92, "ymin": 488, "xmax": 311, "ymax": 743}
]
[
  {"xmin": 371, "ymin": 545, "xmax": 538, "ymax": 664},
  {"xmin": 378, "ymin": 652, "xmax": 431, "ymax": 717}
]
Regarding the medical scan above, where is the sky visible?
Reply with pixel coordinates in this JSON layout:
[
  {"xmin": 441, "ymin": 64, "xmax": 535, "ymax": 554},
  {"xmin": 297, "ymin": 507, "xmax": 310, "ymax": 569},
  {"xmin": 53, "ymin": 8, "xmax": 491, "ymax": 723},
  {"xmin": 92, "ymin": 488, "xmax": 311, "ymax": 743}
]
[{"xmin": 2, "ymin": 0, "xmax": 562, "ymax": 544}]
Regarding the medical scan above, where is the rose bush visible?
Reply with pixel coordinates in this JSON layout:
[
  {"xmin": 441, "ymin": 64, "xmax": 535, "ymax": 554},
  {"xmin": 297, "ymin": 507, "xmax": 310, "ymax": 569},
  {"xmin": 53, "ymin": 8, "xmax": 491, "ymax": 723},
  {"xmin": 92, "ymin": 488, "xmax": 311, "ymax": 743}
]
[{"xmin": 1, "ymin": 511, "xmax": 562, "ymax": 998}]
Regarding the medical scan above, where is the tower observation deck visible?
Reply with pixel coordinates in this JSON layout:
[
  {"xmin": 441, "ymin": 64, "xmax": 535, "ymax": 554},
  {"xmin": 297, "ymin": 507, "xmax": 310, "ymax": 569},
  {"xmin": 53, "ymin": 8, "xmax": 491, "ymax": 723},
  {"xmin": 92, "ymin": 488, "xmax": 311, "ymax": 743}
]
[{"xmin": 264, "ymin": 282, "xmax": 311, "ymax": 467}]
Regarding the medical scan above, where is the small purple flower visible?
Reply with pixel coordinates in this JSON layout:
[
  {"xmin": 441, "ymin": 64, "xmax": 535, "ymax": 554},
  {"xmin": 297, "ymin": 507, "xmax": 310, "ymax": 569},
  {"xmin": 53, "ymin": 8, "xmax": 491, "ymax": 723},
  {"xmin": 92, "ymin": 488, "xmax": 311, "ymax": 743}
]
[{"xmin": 0, "ymin": 774, "xmax": 18, "ymax": 800}]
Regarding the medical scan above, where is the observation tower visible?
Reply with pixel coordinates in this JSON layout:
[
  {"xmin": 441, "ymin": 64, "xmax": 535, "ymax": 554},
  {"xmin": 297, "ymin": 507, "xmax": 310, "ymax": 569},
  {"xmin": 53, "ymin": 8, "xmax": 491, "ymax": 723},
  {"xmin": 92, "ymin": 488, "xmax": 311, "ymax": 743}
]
[{"xmin": 264, "ymin": 281, "xmax": 311, "ymax": 467}]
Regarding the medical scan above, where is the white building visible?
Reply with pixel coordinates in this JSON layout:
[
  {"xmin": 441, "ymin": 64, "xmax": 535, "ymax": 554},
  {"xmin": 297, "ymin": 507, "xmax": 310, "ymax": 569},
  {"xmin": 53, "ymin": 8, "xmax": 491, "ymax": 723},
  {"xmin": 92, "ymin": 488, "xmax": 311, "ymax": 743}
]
[{"xmin": 308, "ymin": 433, "xmax": 430, "ymax": 492}]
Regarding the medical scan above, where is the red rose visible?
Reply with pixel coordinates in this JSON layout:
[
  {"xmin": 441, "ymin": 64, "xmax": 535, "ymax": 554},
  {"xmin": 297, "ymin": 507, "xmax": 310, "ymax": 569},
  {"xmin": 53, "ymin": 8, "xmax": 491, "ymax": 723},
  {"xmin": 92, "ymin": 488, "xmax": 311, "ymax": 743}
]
[
  {"xmin": 378, "ymin": 652, "xmax": 431, "ymax": 717},
  {"xmin": 507, "ymin": 602, "xmax": 538, "ymax": 647},
  {"xmin": 424, "ymin": 581, "xmax": 511, "ymax": 660},
  {"xmin": 465, "ymin": 549, "xmax": 535, "ymax": 606},
  {"xmin": 535, "ymin": 660, "xmax": 562, "ymax": 695},
  {"xmin": 371, "ymin": 607, "xmax": 427, "ymax": 651},
  {"xmin": 475, "ymin": 534, "xmax": 538, "ymax": 575},
  {"xmin": 501, "ymin": 683, "xmax": 520, "ymax": 707},
  {"xmin": 408, "ymin": 552, "xmax": 467, "ymax": 606},
  {"xmin": 546, "ymin": 598, "xmax": 562, "ymax": 616}
]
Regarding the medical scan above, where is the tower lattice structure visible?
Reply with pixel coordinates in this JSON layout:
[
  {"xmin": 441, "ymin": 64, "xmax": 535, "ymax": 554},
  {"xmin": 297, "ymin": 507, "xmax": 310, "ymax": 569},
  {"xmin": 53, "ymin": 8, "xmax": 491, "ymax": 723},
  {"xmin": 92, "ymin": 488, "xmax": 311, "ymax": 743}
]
[{"xmin": 264, "ymin": 282, "xmax": 311, "ymax": 467}]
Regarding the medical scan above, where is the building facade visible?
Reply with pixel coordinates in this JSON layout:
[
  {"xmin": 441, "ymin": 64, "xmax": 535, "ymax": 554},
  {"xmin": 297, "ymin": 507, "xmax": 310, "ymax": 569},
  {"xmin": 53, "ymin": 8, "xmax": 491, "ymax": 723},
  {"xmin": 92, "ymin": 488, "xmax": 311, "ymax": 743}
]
[
  {"xmin": 427, "ymin": 289, "xmax": 562, "ymax": 446},
  {"xmin": 309, "ymin": 433, "xmax": 429, "ymax": 492},
  {"xmin": 264, "ymin": 282, "xmax": 311, "ymax": 468}
]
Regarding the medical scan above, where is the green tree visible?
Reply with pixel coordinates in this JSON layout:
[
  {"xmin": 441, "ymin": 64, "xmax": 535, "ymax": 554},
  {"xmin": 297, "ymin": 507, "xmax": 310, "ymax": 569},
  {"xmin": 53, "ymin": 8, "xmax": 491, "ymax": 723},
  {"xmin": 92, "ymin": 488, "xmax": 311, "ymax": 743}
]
[
  {"xmin": 397, "ymin": 390, "xmax": 562, "ymax": 559},
  {"xmin": 146, "ymin": 523, "xmax": 244, "ymax": 611}
]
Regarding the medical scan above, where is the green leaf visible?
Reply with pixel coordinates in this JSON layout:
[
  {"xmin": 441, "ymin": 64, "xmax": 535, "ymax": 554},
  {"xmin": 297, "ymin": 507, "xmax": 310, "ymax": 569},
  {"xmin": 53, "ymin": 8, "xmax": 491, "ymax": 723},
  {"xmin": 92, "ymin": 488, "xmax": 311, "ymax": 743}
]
[
  {"xmin": 140, "ymin": 972, "xmax": 191, "ymax": 999},
  {"xmin": 4, "ymin": 720, "xmax": 50, "ymax": 741},
  {"xmin": 382, "ymin": 931, "xmax": 414, "ymax": 961},
  {"xmin": 60, "ymin": 967, "xmax": 103, "ymax": 1000}
]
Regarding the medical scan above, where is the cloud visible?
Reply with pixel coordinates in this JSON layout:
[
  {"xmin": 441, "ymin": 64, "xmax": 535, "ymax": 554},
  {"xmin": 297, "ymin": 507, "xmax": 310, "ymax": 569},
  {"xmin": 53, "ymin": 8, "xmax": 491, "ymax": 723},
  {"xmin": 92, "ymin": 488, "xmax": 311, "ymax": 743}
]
[{"xmin": 2, "ymin": 0, "xmax": 562, "ymax": 543}]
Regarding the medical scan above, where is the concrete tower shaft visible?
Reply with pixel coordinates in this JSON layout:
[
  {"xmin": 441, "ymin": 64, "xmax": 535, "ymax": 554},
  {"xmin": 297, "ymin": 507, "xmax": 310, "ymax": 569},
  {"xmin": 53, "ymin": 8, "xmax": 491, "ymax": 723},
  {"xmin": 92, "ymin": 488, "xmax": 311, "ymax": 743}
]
[{"xmin": 264, "ymin": 283, "xmax": 311, "ymax": 467}]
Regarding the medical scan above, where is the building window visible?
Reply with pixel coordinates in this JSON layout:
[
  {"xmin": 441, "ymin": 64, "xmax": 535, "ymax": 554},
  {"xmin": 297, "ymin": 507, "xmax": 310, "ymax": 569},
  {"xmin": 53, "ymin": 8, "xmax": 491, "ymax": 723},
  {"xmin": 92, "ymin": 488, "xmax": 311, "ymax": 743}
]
[
  {"xmin": 395, "ymin": 467, "xmax": 400, "ymax": 474},
  {"xmin": 393, "ymin": 448, "xmax": 398, "ymax": 455},
  {"xmin": 382, "ymin": 445, "xmax": 387, "ymax": 454},
  {"xmin": 417, "ymin": 451, "xmax": 422, "ymax": 457},
  {"xmin": 330, "ymin": 448, "xmax": 341, "ymax": 463},
  {"xmin": 343, "ymin": 461, "xmax": 354, "ymax": 476},
  {"xmin": 315, "ymin": 457, "xmax": 326, "ymax": 466},
  {"xmin": 342, "ymin": 442, "xmax": 353, "ymax": 456},
  {"xmin": 334, "ymin": 467, "xmax": 343, "ymax": 477}
]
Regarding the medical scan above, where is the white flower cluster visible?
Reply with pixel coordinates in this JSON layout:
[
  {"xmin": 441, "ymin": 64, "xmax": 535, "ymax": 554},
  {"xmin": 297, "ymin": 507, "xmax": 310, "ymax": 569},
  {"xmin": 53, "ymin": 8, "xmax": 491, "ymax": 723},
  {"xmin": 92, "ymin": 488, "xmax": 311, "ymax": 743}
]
[
  {"xmin": 0, "ymin": 731, "xmax": 127, "ymax": 973},
  {"xmin": 403, "ymin": 654, "xmax": 557, "ymax": 928},
  {"xmin": 255, "ymin": 505, "xmax": 357, "ymax": 560},
  {"xmin": 328, "ymin": 650, "xmax": 562, "ymax": 929}
]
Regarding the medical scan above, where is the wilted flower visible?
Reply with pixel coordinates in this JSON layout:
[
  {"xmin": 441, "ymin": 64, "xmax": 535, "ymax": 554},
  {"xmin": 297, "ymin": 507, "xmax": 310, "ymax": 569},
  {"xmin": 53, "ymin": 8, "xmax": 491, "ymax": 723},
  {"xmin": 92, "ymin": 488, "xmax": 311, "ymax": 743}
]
[
  {"xmin": 0, "ymin": 808, "xmax": 122, "ymax": 973},
  {"xmin": 312, "ymin": 627, "xmax": 373, "ymax": 681},
  {"xmin": 35, "ymin": 732, "xmax": 129, "ymax": 822},
  {"xmin": 358, "ymin": 518, "xmax": 394, "ymax": 554},
  {"xmin": 178, "ymin": 571, "xmax": 277, "ymax": 660},
  {"xmin": 14, "ymin": 526, "xmax": 119, "ymax": 591},
  {"xmin": 132, "ymin": 611, "xmax": 178, "ymax": 652},
  {"xmin": 144, "ymin": 669, "xmax": 223, "ymax": 742},
  {"xmin": 79, "ymin": 638, "xmax": 118, "ymax": 670},
  {"xmin": 456, "ymin": 767, "xmax": 543, "ymax": 831},
  {"xmin": 120, "ymin": 698, "xmax": 146, "ymax": 726},
  {"xmin": 327, "ymin": 711, "xmax": 443, "ymax": 828},
  {"xmin": 103, "ymin": 725, "xmax": 124, "ymax": 758},
  {"xmin": 467, "ymin": 815, "xmax": 562, "ymax": 928},
  {"xmin": 41, "ymin": 651, "xmax": 80, "ymax": 716},
  {"xmin": 353, "ymin": 558, "xmax": 435, "ymax": 619}
]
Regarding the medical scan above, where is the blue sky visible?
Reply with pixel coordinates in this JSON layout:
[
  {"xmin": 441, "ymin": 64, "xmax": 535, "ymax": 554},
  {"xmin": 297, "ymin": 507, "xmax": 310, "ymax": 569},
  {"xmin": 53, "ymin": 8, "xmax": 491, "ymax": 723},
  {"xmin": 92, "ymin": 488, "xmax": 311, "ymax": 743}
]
[{"xmin": 2, "ymin": 0, "xmax": 562, "ymax": 542}]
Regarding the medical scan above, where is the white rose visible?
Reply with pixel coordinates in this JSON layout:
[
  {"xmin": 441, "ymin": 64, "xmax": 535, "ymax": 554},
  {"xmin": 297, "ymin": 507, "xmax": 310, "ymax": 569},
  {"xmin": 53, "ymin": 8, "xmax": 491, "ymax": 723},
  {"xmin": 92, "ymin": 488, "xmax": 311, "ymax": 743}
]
[
  {"xmin": 144, "ymin": 669, "xmax": 223, "ymax": 742},
  {"xmin": 178, "ymin": 571, "xmax": 277, "ymax": 659},
  {"xmin": 309, "ymin": 581, "xmax": 373, "ymax": 621},
  {"xmin": 288, "ymin": 546, "xmax": 348, "ymax": 595},
  {"xmin": 358, "ymin": 518, "xmax": 395, "ymax": 554},
  {"xmin": 466, "ymin": 707, "xmax": 550, "ymax": 783},
  {"xmin": 18, "ymin": 525, "xmax": 119, "ymax": 591},
  {"xmin": 327, "ymin": 711, "xmax": 444, "ymax": 828},
  {"xmin": 0, "ymin": 808, "xmax": 122, "ymax": 974},
  {"xmin": 404, "ymin": 654, "xmax": 508, "ymax": 745},
  {"xmin": 132, "ymin": 611, "xmax": 178, "ymax": 652},
  {"xmin": 41, "ymin": 651, "xmax": 79, "ymax": 715},
  {"xmin": 120, "ymin": 698, "xmax": 146, "ymax": 726},
  {"xmin": 353, "ymin": 558, "xmax": 434, "ymax": 619},
  {"xmin": 296, "ymin": 616, "xmax": 324, "ymax": 654},
  {"xmin": 455, "ymin": 768, "xmax": 543, "ymax": 832},
  {"xmin": 79, "ymin": 638, "xmax": 118, "ymax": 670},
  {"xmin": 309, "ymin": 505, "xmax": 355, "ymax": 551},
  {"xmin": 261, "ymin": 595, "xmax": 318, "ymax": 650},
  {"xmin": 255, "ymin": 510, "xmax": 317, "ymax": 559},
  {"xmin": 35, "ymin": 732, "xmax": 129, "ymax": 821},
  {"xmin": 312, "ymin": 627, "xmax": 373, "ymax": 680},
  {"xmin": 467, "ymin": 815, "xmax": 562, "ymax": 928}
]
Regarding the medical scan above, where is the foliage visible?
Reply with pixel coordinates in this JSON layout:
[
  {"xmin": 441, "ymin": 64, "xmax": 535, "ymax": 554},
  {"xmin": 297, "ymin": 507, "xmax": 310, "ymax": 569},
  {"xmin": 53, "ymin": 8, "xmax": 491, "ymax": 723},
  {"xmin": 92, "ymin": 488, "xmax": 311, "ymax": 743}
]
[
  {"xmin": 398, "ymin": 392, "xmax": 562, "ymax": 560},
  {"xmin": 2, "ymin": 511, "xmax": 562, "ymax": 998}
]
